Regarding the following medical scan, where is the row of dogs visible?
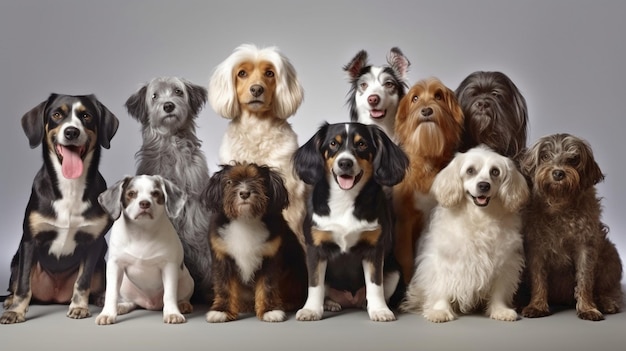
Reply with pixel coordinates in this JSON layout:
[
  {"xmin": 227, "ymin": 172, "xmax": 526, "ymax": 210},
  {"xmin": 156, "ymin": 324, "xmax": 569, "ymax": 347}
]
[{"xmin": 1, "ymin": 44, "xmax": 622, "ymax": 325}]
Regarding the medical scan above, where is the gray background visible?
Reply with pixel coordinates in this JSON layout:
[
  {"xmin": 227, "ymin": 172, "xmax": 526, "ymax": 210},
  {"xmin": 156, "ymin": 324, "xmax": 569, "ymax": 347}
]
[{"xmin": 1, "ymin": 1, "xmax": 626, "ymax": 349}]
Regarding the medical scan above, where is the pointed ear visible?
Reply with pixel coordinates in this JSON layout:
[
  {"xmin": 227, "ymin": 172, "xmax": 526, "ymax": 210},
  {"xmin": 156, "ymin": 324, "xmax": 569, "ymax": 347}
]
[
  {"xmin": 372, "ymin": 126, "xmax": 408, "ymax": 186},
  {"xmin": 158, "ymin": 176, "xmax": 187, "ymax": 219},
  {"xmin": 387, "ymin": 47, "xmax": 410, "ymax": 80},
  {"xmin": 98, "ymin": 176, "xmax": 131, "ymax": 220},
  {"xmin": 21, "ymin": 99, "xmax": 49, "ymax": 148},
  {"xmin": 125, "ymin": 85, "xmax": 149, "ymax": 123},
  {"xmin": 203, "ymin": 166, "xmax": 228, "ymax": 212},
  {"xmin": 183, "ymin": 79, "xmax": 208, "ymax": 116},
  {"xmin": 343, "ymin": 50, "xmax": 368, "ymax": 79},
  {"xmin": 261, "ymin": 166, "xmax": 289, "ymax": 214},
  {"xmin": 431, "ymin": 154, "xmax": 465, "ymax": 208},
  {"xmin": 89, "ymin": 95, "xmax": 119, "ymax": 149},
  {"xmin": 499, "ymin": 158, "xmax": 530, "ymax": 212},
  {"xmin": 293, "ymin": 123, "xmax": 328, "ymax": 184}
]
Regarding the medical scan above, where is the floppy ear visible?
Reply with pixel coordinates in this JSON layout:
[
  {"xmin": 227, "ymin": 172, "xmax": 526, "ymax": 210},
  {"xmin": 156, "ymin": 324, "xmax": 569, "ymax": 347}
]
[
  {"xmin": 89, "ymin": 95, "xmax": 119, "ymax": 149},
  {"xmin": 579, "ymin": 140, "xmax": 605, "ymax": 187},
  {"xmin": 372, "ymin": 126, "xmax": 409, "ymax": 186},
  {"xmin": 445, "ymin": 85, "xmax": 465, "ymax": 126},
  {"xmin": 125, "ymin": 85, "xmax": 149, "ymax": 124},
  {"xmin": 518, "ymin": 145, "xmax": 538, "ymax": 179},
  {"xmin": 208, "ymin": 60, "xmax": 240, "ymax": 119},
  {"xmin": 98, "ymin": 176, "xmax": 131, "ymax": 220},
  {"xmin": 203, "ymin": 166, "xmax": 229, "ymax": 212},
  {"xmin": 293, "ymin": 123, "xmax": 328, "ymax": 184},
  {"xmin": 260, "ymin": 166, "xmax": 289, "ymax": 214},
  {"xmin": 21, "ymin": 99, "xmax": 49, "ymax": 149},
  {"xmin": 431, "ymin": 153, "xmax": 465, "ymax": 208},
  {"xmin": 158, "ymin": 176, "xmax": 187, "ymax": 219},
  {"xmin": 273, "ymin": 52, "xmax": 304, "ymax": 119},
  {"xmin": 499, "ymin": 158, "xmax": 530, "ymax": 212},
  {"xmin": 184, "ymin": 79, "xmax": 208, "ymax": 117}
]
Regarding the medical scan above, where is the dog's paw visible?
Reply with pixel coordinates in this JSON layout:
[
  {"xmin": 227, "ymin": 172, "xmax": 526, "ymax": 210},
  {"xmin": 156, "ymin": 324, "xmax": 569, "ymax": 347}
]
[
  {"xmin": 164, "ymin": 313, "xmax": 186, "ymax": 324},
  {"xmin": 521, "ymin": 305, "xmax": 551, "ymax": 318},
  {"xmin": 116, "ymin": 302, "xmax": 136, "ymax": 315},
  {"xmin": 262, "ymin": 310, "xmax": 286, "ymax": 322},
  {"xmin": 577, "ymin": 308, "xmax": 605, "ymax": 321},
  {"xmin": 424, "ymin": 309, "xmax": 456, "ymax": 323},
  {"xmin": 0, "ymin": 311, "xmax": 26, "ymax": 324},
  {"xmin": 296, "ymin": 308, "xmax": 323, "ymax": 321},
  {"xmin": 490, "ymin": 307, "xmax": 519, "ymax": 322},
  {"xmin": 67, "ymin": 307, "xmax": 91, "ymax": 319},
  {"xmin": 323, "ymin": 298, "xmax": 343, "ymax": 312},
  {"xmin": 95, "ymin": 313, "xmax": 116, "ymax": 325},
  {"xmin": 368, "ymin": 308, "xmax": 396, "ymax": 322},
  {"xmin": 178, "ymin": 301, "xmax": 193, "ymax": 314},
  {"xmin": 206, "ymin": 310, "xmax": 230, "ymax": 323}
]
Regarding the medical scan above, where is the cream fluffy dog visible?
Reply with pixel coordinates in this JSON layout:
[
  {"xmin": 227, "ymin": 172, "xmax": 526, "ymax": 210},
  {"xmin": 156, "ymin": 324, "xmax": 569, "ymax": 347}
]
[
  {"xmin": 208, "ymin": 44, "xmax": 306, "ymax": 245},
  {"xmin": 401, "ymin": 145, "xmax": 529, "ymax": 322}
]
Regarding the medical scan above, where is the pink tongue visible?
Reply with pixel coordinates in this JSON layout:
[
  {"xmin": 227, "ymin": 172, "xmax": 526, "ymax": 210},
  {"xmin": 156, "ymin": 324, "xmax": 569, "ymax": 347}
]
[
  {"xmin": 370, "ymin": 109, "xmax": 385, "ymax": 118},
  {"xmin": 477, "ymin": 196, "xmax": 488, "ymax": 205},
  {"xmin": 59, "ymin": 145, "xmax": 84, "ymax": 179},
  {"xmin": 338, "ymin": 175, "xmax": 355, "ymax": 190}
]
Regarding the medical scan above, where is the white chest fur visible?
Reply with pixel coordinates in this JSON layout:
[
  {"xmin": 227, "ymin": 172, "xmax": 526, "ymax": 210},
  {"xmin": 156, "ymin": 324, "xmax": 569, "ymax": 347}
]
[{"xmin": 218, "ymin": 219, "xmax": 271, "ymax": 283}]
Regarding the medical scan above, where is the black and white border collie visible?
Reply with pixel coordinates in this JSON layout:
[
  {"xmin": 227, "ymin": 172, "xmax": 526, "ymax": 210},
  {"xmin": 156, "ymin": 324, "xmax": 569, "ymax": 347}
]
[
  {"xmin": 293, "ymin": 122, "xmax": 409, "ymax": 322},
  {"xmin": 343, "ymin": 47, "xmax": 410, "ymax": 139}
]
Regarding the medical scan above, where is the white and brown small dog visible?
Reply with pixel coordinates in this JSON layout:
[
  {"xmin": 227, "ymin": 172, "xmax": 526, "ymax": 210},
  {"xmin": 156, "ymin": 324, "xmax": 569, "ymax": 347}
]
[
  {"xmin": 208, "ymin": 44, "xmax": 307, "ymax": 247},
  {"xmin": 401, "ymin": 145, "xmax": 529, "ymax": 323},
  {"xmin": 520, "ymin": 133, "xmax": 623, "ymax": 321},
  {"xmin": 96, "ymin": 175, "xmax": 194, "ymax": 325}
]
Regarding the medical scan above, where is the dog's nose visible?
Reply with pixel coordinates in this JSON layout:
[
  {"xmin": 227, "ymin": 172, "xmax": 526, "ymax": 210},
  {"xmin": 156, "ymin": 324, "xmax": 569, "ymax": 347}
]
[
  {"xmin": 478, "ymin": 181, "xmax": 491, "ymax": 193},
  {"xmin": 368, "ymin": 94, "xmax": 380, "ymax": 106},
  {"xmin": 338, "ymin": 158, "xmax": 353, "ymax": 171},
  {"xmin": 250, "ymin": 85, "xmax": 264, "ymax": 98},
  {"xmin": 239, "ymin": 190, "xmax": 251, "ymax": 200},
  {"xmin": 421, "ymin": 107, "xmax": 433, "ymax": 117},
  {"xmin": 64, "ymin": 127, "xmax": 80, "ymax": 141},
  {"xmin": 139, "ymin": 200, "xmax": 151, "ymax": 209},
  {"xmin": 552, "ymin": 170, "xmax": 565, "ymax": 181},
  {"xmin": 475, "ymin": 100, "xmax": 490, "ymax": 110},
  {"xmin": 163, "ymin": 102, "xmax": 175, "ymax": 113}
]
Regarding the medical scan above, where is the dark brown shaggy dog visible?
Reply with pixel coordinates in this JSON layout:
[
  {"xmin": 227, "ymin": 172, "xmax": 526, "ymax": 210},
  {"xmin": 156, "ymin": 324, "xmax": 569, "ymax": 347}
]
[{"xmin": 520, "ymin": 133, "xmax": 622, "ymax": 321}]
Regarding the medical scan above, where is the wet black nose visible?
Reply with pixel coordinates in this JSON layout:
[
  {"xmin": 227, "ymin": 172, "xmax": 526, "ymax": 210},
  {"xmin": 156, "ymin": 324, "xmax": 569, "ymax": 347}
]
[
  {"xmin": 250, "ymin": 85, "xmax": 264, "ymax": 98},
  {"xmin": 478, "ymin": 181, "xmax": 491, "ymax": 193},
  {"xmin": 139, "ymin": 200, "xmax": 151, "ymax": 209},
  {"xmin": 239, "ymin": 190, "xmax": 251, "ymax": 200},
  {"xmin": 552, "ymin": 170, "xmax": 565, "ymax": 181},
  {"xmin": 474, "ymin": 99, "xmax": 490, "ymax": 110},
  {"xmin": 338, "ymin": 158, "xmax": 353, "ymax": 171},
  {"xmin": 163, "ymin": 102, "xmax": 175, "ymax": 113},
  {"xmin": 421, "ymin": 107, "xmax": 433, "ymax": 117},
  {"xmin": 64, "ymin": 127, "xmax": 80, "ymax": 141}
]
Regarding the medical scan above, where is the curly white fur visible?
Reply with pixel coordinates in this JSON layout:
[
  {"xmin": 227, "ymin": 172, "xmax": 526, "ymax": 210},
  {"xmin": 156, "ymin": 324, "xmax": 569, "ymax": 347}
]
[{"xmin": 401, "ymin": 145, "xmax": 529, "ymax": 322}]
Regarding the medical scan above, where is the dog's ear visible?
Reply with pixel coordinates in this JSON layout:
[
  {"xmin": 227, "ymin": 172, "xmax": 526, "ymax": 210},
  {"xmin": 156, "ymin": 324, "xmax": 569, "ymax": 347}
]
[
  {"xmin": 518, "ymin": 145, "xmax": 538, "ymax": 180},
  {"xmin": 203, "ymin": 166, "xmax": 228, "ymax": 212},
  {"xmin": 21, "ymin": 97, "xmax": 52, "ymax": 148},
  {"xmin": 387, "ymin": 47, "xmax": 410, "ymax": 81},
  {"xmin": 499, "ymin": 157, "xmax": 530, "ymax": 212},
  {"xmin": 183, "ymin": 79, "xmax": 208, "ymax": 117},
  {"xmin": 88, "ymin": 95, "xmax": 119, "ymax": 149},
  {"xmin": 293, "ymin": 122, "xmax": 328, "ymax": 184},
  {"xmin": 343, "ymin": 50, "xmax": 368, "ymax": 80},
  {"xmin": 125, "ymin": 85, "xmax": 149, "ymax": 124},
  {"xmin": 579, "ymin": 140, "xmax": 605, "ymax": 187},
  {"xmin": 431, "ymin": 153, "xmax": 465, "ymax": 208},
  {"xmin": 261, "ymin": 166, "xmax": 289, "ymax": 213},
  {"xmin": 208, "ymin": 59, "xmax": 240, "ymax": 119},
  {"xmin": 445, "ymin": 85, "xmax": 465, "ymax": 127},
  {"xmin": 98, "ymin": 176, "xmax": 132, "ymax": 220},
  {"xmin": 157, "ymin": 176, "xmax": 187, "ymax": 219},
  {"xmin": 273, "ymin": 52, "xmax": 304, "ymax": 119},
  {"xmin": 372, "ymin": 126, "xmax": 409, "ymax": 186}
]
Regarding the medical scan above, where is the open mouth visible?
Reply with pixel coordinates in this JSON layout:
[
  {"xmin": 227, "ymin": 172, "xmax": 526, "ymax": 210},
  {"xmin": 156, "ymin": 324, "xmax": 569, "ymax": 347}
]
[
  {"xmin": 55, "ymin": 144, "xmax": 86, "ymax": 179},
  {"xmin": 333, "ymin": 171, "xmax": 364, "ymax": 190},
  {"xmin": 369, "ymin": 109, "xmax": 386, "ymax": 119},
  {"xmin": 468, "ymin": 192, "xmax": 491, "ymax": 207}
]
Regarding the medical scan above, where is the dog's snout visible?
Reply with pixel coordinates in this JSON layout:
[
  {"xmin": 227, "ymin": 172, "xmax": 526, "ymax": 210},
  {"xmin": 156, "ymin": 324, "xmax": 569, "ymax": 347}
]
[
  {"xmin": 478, "ymin": 181, "xmax": 491, "ymax": 193},
  {"xmin": 64, "ymin": 127, "xmax": 80, "ymax": 141},
  {"xmin": 368, "ymin": 94, "xmax": 380, "ymax": 106},
  {"xmin": 421, "ymin": 107, "xmax": 433, "ymax": 117},
  {"xmin": 250, "ymin": 85, "xmax": 264, "ymax": 98},
  {"xmin": 139, "ymin": 200, "xmax": 151, "ymax": 209},
  {"xmin": 338, "ymin": 158, "xmax": 354, "ymax": 171},
  {"xmin": 163, "ymin": 102, "xmax": 175, "ymax": 113},
  {"xmin": 552, "ymin": 169, "xmax": 566, "ymax": 181},
  {"xmin": 474, "ymin": 100, "xmax": 490, "ymax": 110},
  {"xmin": 239, "ymin": 190, "xmax": 251, "ymax": 200}
]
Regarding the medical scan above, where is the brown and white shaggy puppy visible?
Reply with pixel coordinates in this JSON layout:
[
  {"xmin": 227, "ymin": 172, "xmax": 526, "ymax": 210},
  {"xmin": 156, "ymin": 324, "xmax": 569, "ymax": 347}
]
[
  {"xmin": 520, "ymin": 133, "xmax": 623, "ymax": 321},
  {"xmin": 203, "ymin": 162, "xmax": 307, "ymax": 322},
  {"xmin": 125, "ymin": 76, "xmax": 213, "ymax": 303},
  {"xmin": 455, "ymin": 71, "xmax": 528, "ymax": 160},
  {"xmin": 392, "ymin": 77, "xmax": 465, "ymax": 283}
]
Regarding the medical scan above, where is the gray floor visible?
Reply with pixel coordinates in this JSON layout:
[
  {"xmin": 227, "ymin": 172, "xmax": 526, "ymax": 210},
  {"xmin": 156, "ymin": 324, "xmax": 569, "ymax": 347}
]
[{"xmin": 3, "ymin": 289, "xmax": 626, "ymax": 351}]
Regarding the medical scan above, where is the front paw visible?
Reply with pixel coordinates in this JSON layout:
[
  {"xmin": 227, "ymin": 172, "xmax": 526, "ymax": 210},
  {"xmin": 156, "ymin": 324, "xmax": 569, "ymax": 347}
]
[
  {"xmin": 206, "ymin": 310, "xmax": 232, "ymax": 323},
  {"xmin": 164, "ymin": 313, "xmax": 186, "ymax": 324},
  {"xmin": 490, "ymin": 307, "xmax": 519, "ymax": 322},
  {"xmin": 323, "ymin": 298, "xmax": 342, "ymax": 312},
  {"xmin": 521, "ymin": 305, "xmax": 551, "ymax": 318},
  {"xmin": 368, "ymin": 308, "xmax": 396, "ymax": 322},
  {"xmin": 424, "ymin": 308, "xmax": 456, "ymax": 323},
  {"xmin": 0, "ymin": 311, "xmax": 26, "ymax": 324},
  {"xmin": 262, "ymin": 310, "xmax": 286, "ymax": 322},
  {"xmin": 67, "ymin": 307, "xmax": 91, "ymax": 319},
  {"xmin": 296, "ymin": 308, "xmax": 323, "ymax": 321},
  {"xmin": 95, "ymin": 313, "xmax": 116, "ymax": 325},
  {"xmin": 577, "ymin": 308, "xmax": 604, "ymax": 321}
]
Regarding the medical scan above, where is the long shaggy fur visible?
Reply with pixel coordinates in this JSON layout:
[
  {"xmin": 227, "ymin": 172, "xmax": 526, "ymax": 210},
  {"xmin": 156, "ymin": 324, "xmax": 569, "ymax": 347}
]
[
  {"xmin": 401, "ymin": 146, "xmax": 529, "ymax": 323},
  {"xmin": 208, "ymin": 44, "xmax": 307, "ymax": 247},
  {"xmin": 125, "ymin": 76, "xmax": 213, "ymax": 303},
  {"xmin": 519, "ymin": 133, "xmax": 623, "ymax": 321},
  {"xmin": 392, "ymin": 77, "xmax": 465, "ymax": 284}
]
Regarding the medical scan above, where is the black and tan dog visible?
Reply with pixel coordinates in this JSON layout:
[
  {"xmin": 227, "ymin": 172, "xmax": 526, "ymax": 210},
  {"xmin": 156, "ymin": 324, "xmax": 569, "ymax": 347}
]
[
  {"xmin": 293, "ymin": 122, "xmax": 409, "ymax": 322},
  {"xmin": 1, "ymin": 94, "xmax": 119, "ymax": 324}
]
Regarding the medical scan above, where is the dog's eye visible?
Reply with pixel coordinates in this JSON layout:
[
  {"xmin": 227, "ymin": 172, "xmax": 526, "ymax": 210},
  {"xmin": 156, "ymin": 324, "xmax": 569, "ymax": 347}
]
[
  {"xmin": 434, "ymin": 92, "xmax": 443, "ymax": 100},
  {"xmin": 491, "ymin": 90, "xmax": 501, "ymax": 98},
  {"xmin": 237, "ymin": 70, "xmax": 247, "ymax": 78},
  {"xmin": 81, "ymin": 113, "xmax": 92, "ymax": 123},
  {"xmin": 359, "ymin": 82, "xmax": 368, "ymax": 90},
  {"xmin": 51, "ymin": 112, "xmax": 62, "ymax": 121},
  {"xmin": 127, "ymin": 191, "xmax": 137, "ymax": 199},
  {"xmin": 411, "ymin": 96, "xmax": 419, "ymax": 103},
  {"xmin": 174, "ymin": 88, "xmax": 183, "ymax": 96},
  {"xmin": 568, "ymin": 155, "xmax": 580, "ymax": 166},
  {"xmin": 151, "ymin": 190, "xmax": 162, "ymax": 198},
  {"xmin": 356, "ymin": 140, "xmax": 367, "ymax": 151},
  {"xmin": 151, "ymin": 93, "xmax": 158, "ymax": 100},
  {"xmin": 384, "ymin": 81, "xmax": 395, "ymax": 89},
  {"xmin": 329, "ymin": 140, "xmax": 339, "ymax": 150},
  {"xmin": 490, "ymin": 168, "xmax": 500, "ymax": 177},
  {"xmin": 466, "ymin": 167, "xmax": 475, "ymax": 175},
  {"xmin": 265, "ymin": 70, "xmax": 275, "ymax": 78},
  {"xmin": 540, "ymin": 152, "xmax": 551, "ymax": 162}
]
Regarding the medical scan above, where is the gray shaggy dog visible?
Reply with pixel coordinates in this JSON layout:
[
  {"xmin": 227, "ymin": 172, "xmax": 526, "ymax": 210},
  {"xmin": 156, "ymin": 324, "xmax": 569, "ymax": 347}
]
[{"xmin": 125, "ymin": 76, "xmax": 213, "ymax": 303}]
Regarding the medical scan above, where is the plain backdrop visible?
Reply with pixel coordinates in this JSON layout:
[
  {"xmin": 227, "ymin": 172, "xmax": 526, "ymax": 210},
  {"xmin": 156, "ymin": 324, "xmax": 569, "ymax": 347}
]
[{"xmin": 1, "ymin": 0, "xmax": 625, "ymax": 304}]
